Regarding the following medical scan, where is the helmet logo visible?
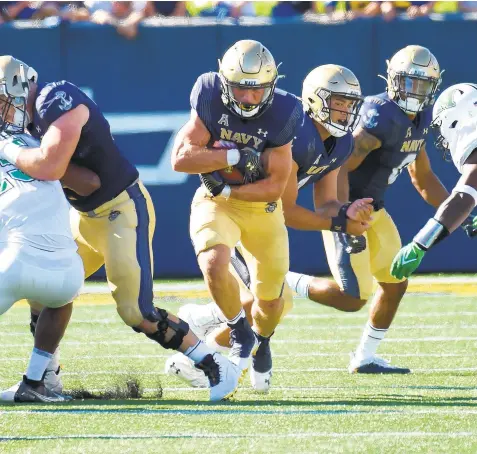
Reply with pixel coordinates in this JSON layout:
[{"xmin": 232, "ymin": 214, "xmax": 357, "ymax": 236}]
[
  {"xmin": 435, "ymin": 88, "xmax": 462, "ymax": 117},
  {"xmin": 240, "ymin": 79, "xmax": 259, "ymax": 86}
]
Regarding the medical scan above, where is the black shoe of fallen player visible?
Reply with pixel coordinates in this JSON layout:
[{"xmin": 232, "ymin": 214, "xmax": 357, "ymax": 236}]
[{"xmin": 14, "ymin": 376, "xmax": 72, "ymax": 403}]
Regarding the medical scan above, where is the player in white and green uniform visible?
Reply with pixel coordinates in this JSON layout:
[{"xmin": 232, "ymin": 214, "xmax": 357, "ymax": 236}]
[
  {"xmin": 392, "ymin": 83, "xmax": 477, "ymax": 277},
  {"xmin": 0, "ymin": 133, "xmax": 84, "ymax": 402}
]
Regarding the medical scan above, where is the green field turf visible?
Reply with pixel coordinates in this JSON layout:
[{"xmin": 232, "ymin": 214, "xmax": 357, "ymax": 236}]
[{"xmin": 1, "ymin": 291, "xmax": 476, "ymax": 453}]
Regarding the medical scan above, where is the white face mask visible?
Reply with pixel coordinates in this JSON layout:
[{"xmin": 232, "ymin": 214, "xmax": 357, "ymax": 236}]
[
  {"xmin": 12, "ymin": 106, "xmax": 29, "ymax": 128},
  {"xmin": 322, "ymin": 121, "xmax": 348, "ymax": 137},
  {"xmin": 397, "ymin": 97, "xmax": 424, "ymax": 114}
]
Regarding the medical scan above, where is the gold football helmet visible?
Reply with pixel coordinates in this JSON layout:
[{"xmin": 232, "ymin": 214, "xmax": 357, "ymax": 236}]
[
  {"xmin": 302, "ymin": 64, "xmax": 363, "ymax": 137},
  {"xmin": 385, "ymin": 45, "xmax": 442, "ymax": 114},
  {"xmin": 0, "ymin": 55, "xmax": 38, "ymax": 134},
  {"xmin": 218, "ymin": 40, "xmax": 278, "ymax": 119}
]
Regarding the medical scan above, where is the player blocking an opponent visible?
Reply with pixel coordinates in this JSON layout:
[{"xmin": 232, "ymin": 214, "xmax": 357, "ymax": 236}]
[
  {"xmin": 172, "ymin": 40, "xmax": 303, "ymax": 373},
  {"xmin": 391, "ymin": 83, "xmax": 477, "ymax": 278},
  {"xmin": 0, "ymin": 55, "xmax": 240, "ymax": 402}
]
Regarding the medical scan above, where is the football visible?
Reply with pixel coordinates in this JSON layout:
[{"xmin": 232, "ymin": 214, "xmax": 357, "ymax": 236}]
[
  {"xmin": 211, "ymin": 141, "xmax": 269, "ymax": 185},
  {"xmin": 211, "ymin": 140, "xmax": 245, "ymax": 185}
]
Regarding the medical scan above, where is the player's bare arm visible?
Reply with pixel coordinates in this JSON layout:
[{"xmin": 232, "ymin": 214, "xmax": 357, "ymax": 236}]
[
  {"xmin": 14, "ymin": 105, "xmax": 89, "ymax": 180},
  {"xmin": 228, "ymin": 142, "xmax": 292, "ymax": 202},
  {"xmin": 60, "ymin": 162, "xmax": 101, "ymax": 196},
  {"xmin": 391, "ymin": 151, "xmax": 477, "ymax": 279},
  {"xmin": 171, "ymin": 109, "xmax": 231, "ymax": 174},
  {"xmin": 433, "ymin": 150, "xmax": 477, "ymax": 233},
  {"xmin": 282, "ymin": 161, "xmax": 337, "ymax": 231},
  {"xmin": 407, "ymin": 144, "xmax": 449, "ymax": 208},
  {"xmin": 348, "ymin": 127, "xmax": 382, "ymax": 171},
  {"xmin": 337, "ymin": 126, "xmax": 382, "ymax": 201}
]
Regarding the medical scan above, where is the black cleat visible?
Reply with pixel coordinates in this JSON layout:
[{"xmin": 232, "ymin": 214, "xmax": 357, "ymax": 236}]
[
  {"xmin": 348, "ymin": 354, "xmax": 411, "ymax": 374},
  {"xmin": 251, "ymin": 335, "xmax": 273, "ymax": 393},
  {"xmin": 227, "ymin": 317, "xmax": 257, "ymax": 371},
  {"xmin": 14, "ymin": 376, "xmax": 72, "ymax": 403}
]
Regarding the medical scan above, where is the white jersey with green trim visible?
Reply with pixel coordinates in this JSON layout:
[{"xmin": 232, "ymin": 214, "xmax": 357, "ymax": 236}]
[
  {"xmin": 450, "ymin": 116, "xmax": 477, "ymax": 174},
  {"xmin": 0, "ymin": 159, "xmax": 76, "ymax": 251}
]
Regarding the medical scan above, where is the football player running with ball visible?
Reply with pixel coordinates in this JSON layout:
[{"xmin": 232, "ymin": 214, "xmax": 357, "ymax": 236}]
[
  {"xmin": 0, "ymin": 55, "xmax": 240, "ymax": 402},
  {"xmin": 172, "ymin": 40, "xmax": 303, "ymax": 375},
  {"xmin": 166, "ymin": 64, "xmax": 374, "ymax": 392},
  {"xmin": 391, "ymin": 83, "xmax": 477, "ymax": 278}
]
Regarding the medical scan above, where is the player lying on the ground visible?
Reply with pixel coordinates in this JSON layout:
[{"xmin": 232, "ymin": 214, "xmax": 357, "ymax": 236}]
[
  {"xmin": 0, "ymin": 55, "xmax": 240, "ymax": 402},
  {"xmin": 166, "ymin": 64, "xmax": 374, "ymax": 392},
  {"xmin": 285, "ymin": 46, "xmax": 462, "ymax": 374},
  {"xmin": 171, "ymin": 40, "xmax": 304, "ymax": 378},
  {"xmin": 391, "ymin": 83, "xmax": 477, "ymax": 278}
]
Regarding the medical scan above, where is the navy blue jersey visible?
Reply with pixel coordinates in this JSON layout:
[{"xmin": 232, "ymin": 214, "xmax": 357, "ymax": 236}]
[
  {"xmin": 29, "ymin": 81, "xmax": 139, "ymax": 212},
  {"xmin": 293, "ymin": 110, "xmax": 354, "ymax": 190},
  {"xmin": 190, "ymin": 72, "xmax": 303, "ymax": 184},
  {"xmin": 349, "ymin": 92, "xmax": 432, "ymax": 208}
]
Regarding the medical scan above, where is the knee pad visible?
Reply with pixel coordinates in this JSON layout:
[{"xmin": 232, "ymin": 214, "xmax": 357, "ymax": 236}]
[{"xmin": 144, "ymin": 307, "xmax": 190, "ymax": 350}]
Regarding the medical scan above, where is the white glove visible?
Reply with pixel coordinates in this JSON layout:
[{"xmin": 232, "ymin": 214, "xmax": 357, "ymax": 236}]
[{"xmin": 0, "ymin": 134, "xmax": 39, "ymax": 165}]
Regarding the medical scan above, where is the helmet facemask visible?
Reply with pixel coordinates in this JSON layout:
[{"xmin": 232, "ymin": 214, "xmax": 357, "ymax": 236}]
[
  {"xmin": 306, "ymin": 88, "xmax": 363, "ymax": 137},
  {"xmin": 389, "ymin": 71, "xmax": 440, "ymax": 114},
  {"xmin": 0, "ymin": 62, "xmax": 32, "ymax": 135},
  {"xmin": 219, "ymin": 74, "xmax": 278, "ymax": 119}
]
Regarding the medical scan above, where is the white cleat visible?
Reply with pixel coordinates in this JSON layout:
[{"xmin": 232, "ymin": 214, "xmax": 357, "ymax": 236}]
[
  {"xmin": 164, "ymin": 353, "xmax": 209, "ymax": 388},
  {"xmin": 195, "ymin": 353, "xmax": 242, "ymax": 401},
  {"xmin": 178, "ymin": 303, "xmax": 223, "ymax": 341},
  {"xmin": 44, "ymin": 367, "xmax": 63, "ymax": 394},
  {"xmin": 250, "ymin": 369, "xmax": 272, "ymax": 394},
  {"xmin": 0, "ymin": 381, "xmax": 21, "ymax": 402}
]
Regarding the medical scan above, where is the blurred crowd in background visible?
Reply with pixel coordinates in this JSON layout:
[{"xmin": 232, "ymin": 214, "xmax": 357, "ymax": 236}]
[{"xmin": 1, "ymin": 1, "xmax": 477, "ymax": 39}]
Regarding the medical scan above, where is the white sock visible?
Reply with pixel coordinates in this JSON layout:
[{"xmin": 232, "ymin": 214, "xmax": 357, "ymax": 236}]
[
  {"xmin": 26, "ymin": 348, "xmax": 53, "ymax": 381},
  {"xmin": 286, "ymin": 272, "xmax": 313, "ymax": 298},
  {"xmin": 46, "ymin": 347, "xmax": 60, "ymax": 372},
  {"xmin": 226, "ymin": 308, "xmax": 245, "ymax": 326},
  {"xmin": 184, "ymin": 340, "xmax": 214, "ymax": 364},
  {"xmin": 354, "ymin": 322, "xmax": 387, "ymax": 361},
  {"xmin": 208, "ymin": 302, "xmax": 226, "ymax": 323}
]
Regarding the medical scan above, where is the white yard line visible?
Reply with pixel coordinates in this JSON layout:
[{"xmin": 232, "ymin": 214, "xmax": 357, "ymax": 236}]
[
  {"xmin": 1, "ymin": 352, "xmax": 473, "ymax": 362},
  {"xmin": 2, "ymin": 336, "xmax": 477, "ymax": 349},
  {"xmin": 0, "ymin": 432, "xmax": 476, "ymax": 441}
]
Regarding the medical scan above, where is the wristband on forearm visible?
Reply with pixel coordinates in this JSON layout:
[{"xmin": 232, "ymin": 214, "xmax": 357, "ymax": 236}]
[
  {"xmin": 1, "ymin": 142, "xmax": 22, "ymax": 165},
  {"xmin": 221, "ymin": 184, "xmax": 231, "ymax": 200},
  {"xmin": 413, "ymin": 218, "xmax": 449, "ymax": 251},
  {"xmin": 452, "ymin": 184, "xmax": 477, "ymax": 207},
  {"xmin": 226, "ymin": 149, "xmax": 240, "ymax": 166},
  {"xmin": 330, "ymin": 202, "xmax": 351, "ymax": 232}
]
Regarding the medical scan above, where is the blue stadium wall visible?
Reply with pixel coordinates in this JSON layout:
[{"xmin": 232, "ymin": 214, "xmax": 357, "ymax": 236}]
[{"xmin": 2, "ymin": 17, "xmax": 477, "ymax": 276}]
